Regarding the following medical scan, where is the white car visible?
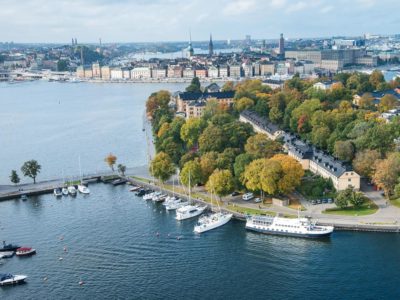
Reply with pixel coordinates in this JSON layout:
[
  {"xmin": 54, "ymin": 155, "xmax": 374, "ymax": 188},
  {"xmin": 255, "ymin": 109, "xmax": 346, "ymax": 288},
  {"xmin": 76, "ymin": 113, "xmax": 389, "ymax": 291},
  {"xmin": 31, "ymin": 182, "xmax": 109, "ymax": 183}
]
[
  {"xmin": 254, "ymin": 198, "xmax": 261, "ymax": 203},
  {"xmin": 242, "ymin": 192, "xmax": 254, "ymax": 201}
]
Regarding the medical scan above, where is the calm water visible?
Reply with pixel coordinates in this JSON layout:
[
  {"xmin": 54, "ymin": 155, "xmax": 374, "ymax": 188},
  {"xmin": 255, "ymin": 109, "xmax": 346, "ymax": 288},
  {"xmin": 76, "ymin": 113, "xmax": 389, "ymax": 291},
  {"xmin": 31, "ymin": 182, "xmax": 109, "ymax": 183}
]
[
  {"xmin": 1, "ymin": 82, "xmax": 400, "ymax": 299},
  {"xmin": 0, "ymin": 81, "xmax": 186, "ymax": 184},
  {"xmin": 1, "ymin": 184, "xmax": 400, "ymax": 299}
]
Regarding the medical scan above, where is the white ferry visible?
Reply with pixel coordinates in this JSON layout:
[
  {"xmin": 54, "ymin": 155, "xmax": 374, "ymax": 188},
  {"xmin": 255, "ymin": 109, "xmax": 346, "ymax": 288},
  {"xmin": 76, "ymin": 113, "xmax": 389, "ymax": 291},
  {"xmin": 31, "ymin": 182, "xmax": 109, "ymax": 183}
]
[{"xmin": 245, "ymin": 215, "xmax": 334, "ymax": 238}]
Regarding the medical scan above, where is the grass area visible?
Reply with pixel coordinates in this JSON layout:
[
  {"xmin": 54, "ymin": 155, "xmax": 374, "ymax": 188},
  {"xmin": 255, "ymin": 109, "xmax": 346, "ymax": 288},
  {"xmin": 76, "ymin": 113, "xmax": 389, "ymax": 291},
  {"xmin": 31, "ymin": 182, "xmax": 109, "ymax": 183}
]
[
  {"xmin": 390, "ymin": 198, "xmax": 400, "ymax": 208},
  {"xmin": 130, "ymin": 176, "xmax": 152, "ymax": 184},
  {"xmin": 226, "ymin": 203, "xmax": 276, "ymax": 216},
  {"xmin": 65, "ymin": 180, "xmax": 81, "ymax": 185},
  {"xmin": 323, "ymin": 199, "xmax": 379, "ymax": 216}
]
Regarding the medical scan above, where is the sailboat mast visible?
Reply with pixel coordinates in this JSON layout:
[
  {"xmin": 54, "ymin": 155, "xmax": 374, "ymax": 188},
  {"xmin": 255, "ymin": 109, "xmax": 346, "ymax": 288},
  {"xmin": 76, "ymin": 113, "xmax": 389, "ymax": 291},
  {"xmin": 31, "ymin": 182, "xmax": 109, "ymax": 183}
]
[{"xmin": 189, "ymin": 170, "xmax": 191, "ymax": 204}]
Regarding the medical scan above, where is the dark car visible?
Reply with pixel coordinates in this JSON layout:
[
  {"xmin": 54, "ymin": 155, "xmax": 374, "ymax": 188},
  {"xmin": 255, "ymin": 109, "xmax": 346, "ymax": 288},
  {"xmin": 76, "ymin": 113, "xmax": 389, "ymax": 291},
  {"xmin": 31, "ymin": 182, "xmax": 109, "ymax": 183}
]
[
  {"xmin": 231, "ymin": 191, "xmax": 240, "ymax": 196},
  {"xmin": 322, "ymin": 198, "xmax": 328, "ymax": 204}
]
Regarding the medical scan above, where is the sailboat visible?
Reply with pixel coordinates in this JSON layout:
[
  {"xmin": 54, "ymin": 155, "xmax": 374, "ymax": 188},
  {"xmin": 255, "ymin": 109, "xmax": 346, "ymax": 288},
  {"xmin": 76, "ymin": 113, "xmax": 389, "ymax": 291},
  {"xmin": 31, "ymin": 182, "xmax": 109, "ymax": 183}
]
[
  {"xmin": 194, "ymin": 189, "xmax": 233, "ymax": 234},
  {"xmin": 165, "ymin": 173, "xmax": 185, "ymax": 210},
  {"xmin": 77, "ymin": 155, "xmax": 90, "ymax": 194},
  {"xmin": 175, "ymin": 171, "xmax": 206, "ymax": 221},
  {"xmin": 61, "ymin": 170, "xmax": 69, "ymax": 195}
]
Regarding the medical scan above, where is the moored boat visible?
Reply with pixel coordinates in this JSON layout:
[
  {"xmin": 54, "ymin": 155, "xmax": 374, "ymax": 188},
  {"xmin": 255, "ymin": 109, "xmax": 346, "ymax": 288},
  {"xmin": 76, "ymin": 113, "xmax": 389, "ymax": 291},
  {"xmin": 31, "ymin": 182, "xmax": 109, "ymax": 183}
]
[
  {"xmin": 16, "ymin": 247, "xmax": 36, "ymax": 256},
  {"xmin": 245, "ymin": 215, "xmax": 334, "ymax": 238},
  {"xmin": 194, "ymin": 212, "xmax": 233, "ymax": 234},
  {"xmin": 112, "ymin": 178, "xmax": 127, "ymax": 186},
  {"xmin": 0, "ymin": 274, "xmax": 27, "ymax": 286},
  {"xmin": 0, "ymin": 241, "xmax": 20, "ymax": 252},
  {"xmin": 0, "ymin": 251, "xmax": 15, "ymax": 259},
  {"xmin": 62, "ymin": 187, "xmax": 69, "ymax": 196},
  {"xmin": 78, "ymin": 184, "xmax": 90, "ymax": 194},
  {"xmin": 53, "ymin": 188, "xmax": 62, "ymax": 197},
  {"xmin": 67, "ymin": 185, "xmax": 77, "ymax": 195},
  {"xmin": 175, "ymin": 204, "xmax": 207, "ymax": 221}
]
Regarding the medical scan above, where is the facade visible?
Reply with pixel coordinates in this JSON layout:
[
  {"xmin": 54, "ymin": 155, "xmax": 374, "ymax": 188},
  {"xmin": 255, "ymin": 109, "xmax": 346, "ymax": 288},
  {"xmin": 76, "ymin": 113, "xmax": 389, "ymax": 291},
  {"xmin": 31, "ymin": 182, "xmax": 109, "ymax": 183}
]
[
  {"xmin": 353, "ymin": 90, "xmax": 400, "ymax": 107},
  {"xmin": 110, "ymin": 68, "xmax": 123, "ymax": 80},
  {"xmin": 185, "ymin": 100, "xmax": 207, "ymax": 118},
  {"xmin": 279, "ymin": 33, "xmax": 285, "ymax": 56},
  {"xmin": 260, "ymin": 63, "xmax": 275, "ymax": 76},
  {"xmin": 84, "ymin": 67, "xmax": 93, "ymax": 78},
  {"xmin": 313, "ymin": 81, "xmax": 336, "ymax": 90},
  {"xmin": 152, "ymin": 67, "xmax": 167, "ymax": 79},
  {"xmin": 195, "ymin": 68, "xmax": 207, "ymax": 78},
  {"xmin": 229, "ymin": 65, "xmax": 242, "ymax": 78},
  {"xmin": 122, "ymin": 67, "xmax": 131, "ymax": 79},
  {"xmin": 219, "ymin": 65, "xmax": 229, "ymax": 77},
  {"xmin": 167, "ymin": 66, "xmax": 183, "ymax": 78},
  {"xmin": 242, "ymin": 63, "xmax": 253, "ymax": 77},
  {"xmin": 101, "ymin": 66, "xmax": 110, "ymax": 80},
  {"xmin": 240, "ymin": 110, "xmax": 361, "ymax": 191},
  {"xmin": 131, "ymin": 67, "xmax": 151, "ymax": 79},
  {"xmin": 182, "ymin": 68, "xmax": 195, "ymax": 78},
  {"xmin": 92, "ymin": 62, "xmax": 101, "ymax": 78},
  {"xmin": 208, "ymin": 66, "xmax": 219, "ymax": 78}
]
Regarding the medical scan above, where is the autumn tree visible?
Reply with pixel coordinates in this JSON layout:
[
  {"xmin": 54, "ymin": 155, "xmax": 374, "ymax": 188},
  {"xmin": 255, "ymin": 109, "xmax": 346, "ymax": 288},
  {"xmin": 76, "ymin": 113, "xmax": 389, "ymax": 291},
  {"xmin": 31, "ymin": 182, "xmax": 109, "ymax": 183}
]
[
  {"xmin": 198, "ymin": 125, "xmax": 225, "ymax": 153},
  {"xmin": 200, "ymin": 151, "xmax": 218, "ymax": 181},
  {"xmin": 205, "ymin": 169, "xmax": 235, "ymax": 200},
  {"xmin": 180, "ymin": 117, "xmax": 206, "ymax": 148},
  {"xmin": 358, "ymin": 93, "xmax": 374, "ymax": 109},
  {"xmin": 270, "ymin": 154, "xmax": 304, "ymax": 194},
  {"xmin": 379, "ymin": 94, "xmax": 397, "ymax": 112},
  {"xmin": 244, "ymin": 133, "xmax": 282, "ymax": 159},
  {"xmin": 235, "ymin": 97, "xmax": 254, "ymax": 112},
  {"xmin": 21, "ymin": 160, "xmax": 41, "ymax": 184},
  {"xmin": 221, "ymin": 81, "xmax": 235, "ymax": 92},
  {"xmin": 180, "ymin": 159, "xmax": 203, "ymax": 187},
  {"xmin": 242, "ymin": 159, "xmax": 282, "ymax": 195},
  {"xmin": 10, "ymin": 170, "xmax": 20, "ymax": 185},
  {"xmin": 352, "ymin": 150, "xmax": 381, "ymax": 178},
  {"xmin": 372, "ymin": 152, "xmax": 400, "ymax": 197},
  {"xmin": 150, "ymin": 152, "xmax": 176, "ymax": 183},
  {"xmin": 104, "ymin": 153, "xmax": 117, "ymax": 171},
  {"xmin": 369, "ymin": 70, "xmax": 385, "ymax": 89}
]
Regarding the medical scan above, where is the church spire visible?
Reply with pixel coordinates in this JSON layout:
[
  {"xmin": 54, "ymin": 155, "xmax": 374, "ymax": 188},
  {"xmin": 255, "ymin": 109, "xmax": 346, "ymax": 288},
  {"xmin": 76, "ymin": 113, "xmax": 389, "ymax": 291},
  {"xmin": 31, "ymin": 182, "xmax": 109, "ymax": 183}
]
[
  {"xmin": 209, "ymin": 33, "xmax": 214, "ymax": 56},
  {"xmin": 187, "ymin": 29, "xmax": 194, "ymax": 57}
]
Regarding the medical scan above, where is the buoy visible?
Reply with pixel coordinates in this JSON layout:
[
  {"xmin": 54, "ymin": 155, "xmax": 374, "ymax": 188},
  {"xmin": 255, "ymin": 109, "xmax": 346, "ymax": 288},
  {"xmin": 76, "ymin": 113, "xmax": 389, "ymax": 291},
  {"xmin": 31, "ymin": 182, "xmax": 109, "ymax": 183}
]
[
  {"xmin": 59, "ymin": 257, "xmax": 63, "ymax": 261},
  {"xmin": 64, "ymin": 246, "xmax": 67, "ymax": 252},
  {"xmin": 79, "ymin": 280, "xmax": 84, "ymax": 286},
  {"xmin": 43, "ymin": 276, "xmax": 48, "ymax": 281},
  {"xmin": 156, "ymin": 232, "xmax": 160, "ymax": 237}
]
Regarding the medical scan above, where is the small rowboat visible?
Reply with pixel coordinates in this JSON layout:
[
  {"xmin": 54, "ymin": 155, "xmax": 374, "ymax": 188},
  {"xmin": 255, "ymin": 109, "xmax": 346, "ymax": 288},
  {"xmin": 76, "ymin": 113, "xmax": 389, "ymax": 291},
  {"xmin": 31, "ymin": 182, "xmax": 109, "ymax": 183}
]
[{"xmin": 16, "ymin": 247, "xmax": 36, "ymax": 256}]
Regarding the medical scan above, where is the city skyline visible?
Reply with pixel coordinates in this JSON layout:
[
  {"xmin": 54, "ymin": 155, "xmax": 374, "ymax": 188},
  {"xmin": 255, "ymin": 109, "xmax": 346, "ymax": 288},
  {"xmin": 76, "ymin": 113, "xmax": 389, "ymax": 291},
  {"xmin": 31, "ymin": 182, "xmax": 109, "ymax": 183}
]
[{"xmin": 0, "ymin": 0, "xmax": 399, "ymax": 43}]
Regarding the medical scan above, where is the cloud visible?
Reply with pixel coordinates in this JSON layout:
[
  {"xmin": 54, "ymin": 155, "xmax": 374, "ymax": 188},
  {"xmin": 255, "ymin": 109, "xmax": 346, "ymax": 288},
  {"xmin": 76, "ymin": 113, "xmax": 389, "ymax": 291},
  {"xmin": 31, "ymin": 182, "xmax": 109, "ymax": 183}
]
[
  {"xmin": 223, "ymin": 0, "xmax": 256, "ymax": 16},
  {"xmin": 285, "ymin": 1, "xmax": 307, "ymax": 13},
  {"xmin": 320, "ymin": 5, "xmax": 334, "ymax": 13}
]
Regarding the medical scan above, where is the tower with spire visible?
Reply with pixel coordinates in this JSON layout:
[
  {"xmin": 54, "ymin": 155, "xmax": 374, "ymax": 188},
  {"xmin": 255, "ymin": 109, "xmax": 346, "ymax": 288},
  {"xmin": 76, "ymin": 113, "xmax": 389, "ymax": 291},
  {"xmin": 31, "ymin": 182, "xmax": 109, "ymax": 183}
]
[
  {"xmin": 187, "ymin": 30, "xmax": 194, "ymax": 58},
  {"xmin": 209, "ymin": 34, "xmax": 214, "ymax": 56}
]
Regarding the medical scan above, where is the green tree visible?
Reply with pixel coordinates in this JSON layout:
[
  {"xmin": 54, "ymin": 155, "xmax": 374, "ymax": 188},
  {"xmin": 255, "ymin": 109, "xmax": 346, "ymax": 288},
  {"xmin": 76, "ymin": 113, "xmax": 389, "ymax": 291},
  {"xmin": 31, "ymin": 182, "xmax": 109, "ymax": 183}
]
[
  {"xmin": 117, "ymin": 164, "xmax": 126, "ymax": 176},
  {"xmin": 235, "ymin": 97, "xmax": 254, "ymax": 112},
  {"xmin": 379, "ymin": 94, "xmax": 397, "ymax": 112},
  {"xmin": 10, "ymin": 170, "xmax": 20, "ymax": 185},
  {"xmin": 369, "ymin": 70, "xmax": 385, "ymax": 89},
  {"xmin": 221, "ymin": 81, "xmax": 235, "ymax": 92},
  {"xmin": 104, "ymin": 153, "xmax": 117, "ymax": 171},
  {"xmin": 334, "ymin": 140, "xmax": 355, "ymax": 162},
  {"xmin": 179, "ymin": 152, "xmax": 198, "ymax": 169},
  {"xmin": 244, "ymin": 133, "xmax": 282, "ymax": 159},
  {"xmin": 21, "ymin": 160, "xmax": 41, "ymax": 184},
  {"xmin": 57, "ymin": 60, "xmax": 68, "ymax": 71},
  {"xmin": 269, "ymin": 106, "xmax": 283, "ymax": 123},
  {"xmin": 200, "ymin": 151, "xmax": 219, "ymax": 181},
  {"xmin": 348, "ymin": 190, "xmax": 366, "ymax": 208},
  {"xmin": 180, "ymin": 118, "xmax": 206, "ymax": 148},
  {"xmin": 358, "ymin": 93, "xmax": 374, "ymax": 109},
  {"xmin": 233, "ymin": 153, "xmax": 254, "ymax": 182},
  {"xmin": 180, "ymin": 159, "xmax": 203, "ymax": 187},
  {"xmin": 198, "ymin": 125, "xmax": 226, "ymax": 153},
  {"xmin": 185, "ymin": 77, "xmax": 201, "ymax": 93},
  {"xmin": 150, "ymin": 152, "xmax": 176, "ymax": 183},
  {"xmin": 335, "ymin": 189, "xmax": 350, "ymax": 208},
  {"xmin": 311, "ymin": 126, "xmax": 331, "ymax": 149},
  {"xmin": 205, "ymin": 169, "xmax": 235, "ymax": 200}
]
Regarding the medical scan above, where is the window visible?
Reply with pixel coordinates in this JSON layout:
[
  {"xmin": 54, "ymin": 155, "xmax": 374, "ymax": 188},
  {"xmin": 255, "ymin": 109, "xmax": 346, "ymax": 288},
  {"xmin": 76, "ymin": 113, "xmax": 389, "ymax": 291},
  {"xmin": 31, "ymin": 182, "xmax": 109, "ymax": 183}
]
[{"xmin": 348, "ymin": 178, "xmax": 351, "ymax": 182}]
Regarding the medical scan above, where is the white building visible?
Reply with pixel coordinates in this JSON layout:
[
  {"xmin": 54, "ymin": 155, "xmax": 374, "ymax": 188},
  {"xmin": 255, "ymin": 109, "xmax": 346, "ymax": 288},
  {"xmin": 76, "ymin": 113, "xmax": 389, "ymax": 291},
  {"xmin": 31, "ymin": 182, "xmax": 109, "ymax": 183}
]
[
  {"xmin": 131, "ymin": 67, "xmax": 151, "ymax": 79},
  {"xmin": 208, "ymin": 66, "xmax": 219, "ymax": 78},
  {"xmin": 110, "ymin": 68, "xmax": 123, "ymax": 80}
]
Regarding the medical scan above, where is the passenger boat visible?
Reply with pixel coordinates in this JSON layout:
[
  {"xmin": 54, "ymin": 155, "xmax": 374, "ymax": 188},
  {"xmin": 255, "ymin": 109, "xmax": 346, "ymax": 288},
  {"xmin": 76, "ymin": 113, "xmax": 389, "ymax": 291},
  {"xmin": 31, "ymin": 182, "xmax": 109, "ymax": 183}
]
[
  {"xmin": 245, "ymin": 215, "xmax": 334, "ymax": 238},
  {"xmin": 0, "ymin": 241, "xmax": 20, "ymax": 252},
  {"xmin": 53, "ymin": 188, "xmax": 62, "ymax": 197},
  {"xmin": 0, "ymin": 274, "xmax": 27, "ymax": 286},
  {"xmin": 194, "ymin": 212, "xmax": 233, "ymax": 234},
  {"xmin": 16, "ymin": 247, "xmax": 36, "ymax": 256},
  {"xmin": 0, "ymin": 251, "xmax": 15, "ymax": 259}
]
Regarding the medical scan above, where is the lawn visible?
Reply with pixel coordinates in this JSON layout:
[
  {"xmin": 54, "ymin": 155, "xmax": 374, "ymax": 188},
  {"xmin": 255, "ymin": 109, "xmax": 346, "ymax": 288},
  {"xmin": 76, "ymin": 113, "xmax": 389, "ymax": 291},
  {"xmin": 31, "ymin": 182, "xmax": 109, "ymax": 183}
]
[
  {"xmin": 390, "ymin": 198, "xmax": 400, "ymax": 208},
  {"xmin": 323, "ymin": 199, "xmax": 379, "ymax": 216}
]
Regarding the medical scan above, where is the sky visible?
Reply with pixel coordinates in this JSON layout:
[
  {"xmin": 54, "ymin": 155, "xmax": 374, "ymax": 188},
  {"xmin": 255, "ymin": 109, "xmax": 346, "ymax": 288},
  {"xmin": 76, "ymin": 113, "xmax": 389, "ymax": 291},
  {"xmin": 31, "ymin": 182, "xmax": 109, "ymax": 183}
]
[{"xmin": 0, "ymin": 0, "xmax": 399, "ymax": 43}]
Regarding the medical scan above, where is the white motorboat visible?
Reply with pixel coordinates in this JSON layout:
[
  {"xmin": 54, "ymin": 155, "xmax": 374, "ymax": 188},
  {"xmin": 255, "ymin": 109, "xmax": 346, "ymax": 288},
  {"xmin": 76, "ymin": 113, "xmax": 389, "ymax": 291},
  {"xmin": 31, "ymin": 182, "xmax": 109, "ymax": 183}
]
[
  {"xmin": 166, "ymin": 200, "xmax": 186, "ymax": 211},
  {"xmin": 129, "ymin": 186, "xmax": 141, "ymax": 192},
  {"xmin": 78, "ymin": 185, "xmax": 90, "ymax": 194},
  {"xmin": 0, "ymin": 274, "xmax": 27, "ymax": 286},
  {"xmin": 245, "ymin": 215, "xmax": 334, "ymax": 238},
  {"xmin": 68, "ymin": 186, "xmax": 77, "ymax": 195},
  {"xmin": 176, "ymin": 204, "xmax": 207, "ymax": 220},
  {"xmin": 144, "ymin": 191, "xmax": 159, "ymax": 200},
  {"xmin": 16, "ymin": 247, "xmax": 36, "ymax": 256},
  {"xmin": 62, "ymin": 187, "xmax": 69, "ymax": 196},
  {"xmin": 152, "ymin": 194, "xmax": 167, "ymax": 202},
  {"xmin": 53, "ymin": 188, "xmax": 62, "ymax": 197},
  {"xmin": 0, "ymin": 251, "xmax": 15, "ymax": 259},
  {"xmin": 194, "ymin": 212, "xmax": 233, "ymax": 234},
  {"xmin": 163, "ymin": 196, "xmax": 179, "ymax": 206}
]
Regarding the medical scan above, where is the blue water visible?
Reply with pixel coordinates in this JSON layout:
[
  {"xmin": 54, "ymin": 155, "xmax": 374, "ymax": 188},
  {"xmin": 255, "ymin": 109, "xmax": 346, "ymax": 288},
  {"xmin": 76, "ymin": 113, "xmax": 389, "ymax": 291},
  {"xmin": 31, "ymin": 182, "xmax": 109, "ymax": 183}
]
[
  {"xmin": 1, "ymin": 82, "xmax": 400, "ymax": 299},
  {"xmin": 0, "ymin": 184, "xmax": 399, "ymax": 299}
]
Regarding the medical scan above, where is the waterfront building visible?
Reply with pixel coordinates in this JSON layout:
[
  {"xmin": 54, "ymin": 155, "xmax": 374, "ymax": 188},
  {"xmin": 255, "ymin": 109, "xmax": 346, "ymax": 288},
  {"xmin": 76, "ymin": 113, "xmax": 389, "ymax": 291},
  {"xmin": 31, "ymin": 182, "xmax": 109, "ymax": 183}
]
[
  {"xmin": 194, "ymin": 68, "xmax": 207, "ymax": 78},
  {"xmin": 122, "ymin": 67, "xmax": 131, "ymax": 79},
  {"xmin": 242, "ymin": 62, "xmax": 253, "ymax": 77},
  {"xmin": 183, "ymin": 68, "xmax": 195, "ymax": 78},
  {"xmin": 352, "ymin": 90, "xmax": 400, "ymax": 107},
  {"xmin": 92, "ymin": 62, "xmax": 101, "ymax": 78},
  {"xmin": 110, "ymin": 67, "xmax": 123, "ymax": 80},
  {"xmin": 253, "ymin": 63, "xmax": 261, "ymax": 76},
  {"xmin": 176, "ymin": 91, "xmax": 235, "ymax": 116},
  {"xmin": 209, "ymin": 34, "xmax": 214, "ymax": 56},
  {"xmin": 229, "ymin": 64, "xmax": 242, "ymax": 78},
  {"xmin": 152, "ymin": 67, "xmax": 167, "ymax": 79},
  {"xmin": 260, "ymin": 63, "xmax": 275, "ymax": 76},
  {"xmin": 208, "ymin": 66, "xmax": 219, "ymax": 78},
  {"xmin": 101, "ymin": 66, "xmax": 110, "ymax": 80},
  {"xmin": 185, "ymin": 100, "xmax": 207, "ymax": 118},
  {"xmin": 239, "ymin": 110, "xmax": 361, "ymax": 191},
  {"xmin": 167, "ymin": 66, "xmax": 183, "ymax": 78},
  {"xmin": 219, "ymin": 65, "xmax": 229, "ymax": 77},
  {"xmin": 76, "ymin": 66, "xmax": 85, "ymax": 78},
  {"xmin": 320, "ymin": 59, "xmax": 344, "ymax": 72},
  {"xmin": 285, "ymin": 50, "xmax": 322, "ymax": 64},
  {"xmin": 131, "ymin": 67, "xmax": 151, "ymax": 79},
  {"xmin": 355, "ymin": 55, "xmax": 378, "ymax": 66},
  {"xmin": 84, "ymin": 66, "xmax": 93, "ymax": 78}
]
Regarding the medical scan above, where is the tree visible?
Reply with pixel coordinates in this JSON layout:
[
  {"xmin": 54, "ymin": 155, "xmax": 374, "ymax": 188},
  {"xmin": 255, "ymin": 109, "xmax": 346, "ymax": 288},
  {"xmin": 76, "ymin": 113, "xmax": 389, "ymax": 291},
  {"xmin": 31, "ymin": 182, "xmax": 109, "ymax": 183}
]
[
  {"xmin": 198, "ymin": 125, "xmax": 225, "ymax": 153},
  {"xmin": 233, "ymin": 153, "xmax": 253, "ymax": 182},
  {"xmin": 57, "ymin": 60, "xmax": 68, "ymax": 71},
  {"xmin": 358, "ymin": 93, "xmax": 374, "ymax": 109},
  {"xmin": 369, "ymin": 70, "xmax": 385, "ymax": 89},
  {"xmin": 104, "ymin": 153, "xmax": 117, "ymax": 171},
  {"xmin": 235, "ymin": 97, "xmax": 254, "ymax": 112},
  {"xmin": 348, "ymin": 190, "xmax": 366, "ymax": 208},
  {"xmin": 372, "ymin": 152, "xmax": 400, "ymax": 197},
  {"xmin": 335, "ymin": 189, "xmax": 350, "ymax": 208},
  {"xmin": 244, "ymin": 133, "xmax": 282, "ymax": 159},
  {"xmin": 200, "ymin": 151, "xmax": 218, "ymax": 181},
  {"xmin": 311, "ymin": 126, "xmax": 331, "ymax": 149},
  {"xmin": 270, "ymin": 154, "xmax": 304, "ymax": 194},
  {"xmin": 352, "ymin": 150, "xmax": 381, "ymax": 178},
  {"xmin": 10, "ymin": 170, "xmax": 20, "ymax": 185},
  {"xmin": 179, "ymin": 152, "xmax": 198, "ymax": 169},
  {"xmin": 117, "ymin": 164, "xmax": 126, "ymax": 176},
  {"xmin": 205, "ymin": 169, "xmax": 235, "ymax": 200},
  {"xmin": 269, "ymin": 106, "xmax": 283, "ymax": 123},
  {"xmin": 180, "ymin": 159, "xmax": 203, "ymax": 187},
  {"xmin": 185, "ymin": 77, "xmax": 201, "ymax": 93},
  {"xmin": 21, "ymin": 160, "xmax": 41, "ymax": 184},
  {"xmin": 150, "ymin": 152, "xmax": 176, "ymax": 183},
  {"xmin": 221, "ymin": 81, "xmax": 235, "ymax": 92},
  {"xmin": 379, "ymin": 94, "xmax": 397, "ymax": 112},
  {"xmin": 334, "ymin": 140, "xmax": 355, "ymax": 162},
  {"xmin": 180, "ymin": 118, "xmax": 206, "ymax": 148}
]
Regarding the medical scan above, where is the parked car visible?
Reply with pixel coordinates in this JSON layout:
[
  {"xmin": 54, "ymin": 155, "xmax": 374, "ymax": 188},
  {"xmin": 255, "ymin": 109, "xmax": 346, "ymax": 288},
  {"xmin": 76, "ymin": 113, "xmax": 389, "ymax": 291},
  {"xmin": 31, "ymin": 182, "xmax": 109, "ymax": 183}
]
[
  {"xmin": 316, "ymin": 199, "xmax": 322, "ymax": 204},
  {"xmin": 322, "ymin": 198, "xmax": 328, "ymax": 204},
  {"xmin": 311, "ymin": 200, "xmax": 316, "ymax": 205},
  {"xmin": 231, "ymin": 191, "xmax": 240, "ymax": 197},
  {"xmin": 242, "ymin": 192, "xmax": 254, "ymax": 201},
  {"xmin": 254, "ymin": 198, "xmax": 261, "ymax": 203},
  {"xmin": 327, "ymin": 198, "xmax": 333, "ymax": 204}
]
